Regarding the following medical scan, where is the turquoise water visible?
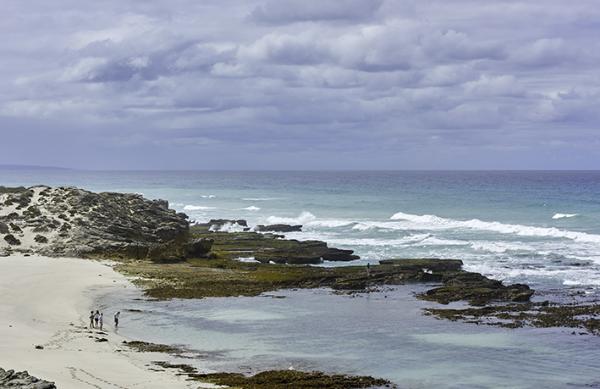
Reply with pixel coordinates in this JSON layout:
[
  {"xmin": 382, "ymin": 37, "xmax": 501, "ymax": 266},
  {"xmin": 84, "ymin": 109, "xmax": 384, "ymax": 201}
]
[
  {"xmin": 99, "ymin": 286, "xmax": 600, "ymax": 389},
  {"xmin": 5, "ymin": 168, "xmax": 600, "ymax": 387},
  {"xmin": 3, "ymin": 169, "xmax": 600, "ymax": 290}
]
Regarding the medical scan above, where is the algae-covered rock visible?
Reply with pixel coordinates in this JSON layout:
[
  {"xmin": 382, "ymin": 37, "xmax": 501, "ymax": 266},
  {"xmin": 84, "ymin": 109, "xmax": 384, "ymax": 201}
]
[
  {"xmin": 151, "ymin": 361, "xmax": 394, "ymax": 389},
  {"xmin": 185, "ymin": 238, "xmax": 213, "ymax": 258},
  {"xmin": 420, "ymin": 271, "xmax": 534, "ymax": 306},
  {"xmin": 425, "ymin": 301, "xmax": 600, "ymax": 335},
  {"xmin": 191, "ymin": 370, "xmax": 394, "ymax": 389},
  {"xmin": 191, "ymin": 226, "xmax": 359, "ymax": 265}
]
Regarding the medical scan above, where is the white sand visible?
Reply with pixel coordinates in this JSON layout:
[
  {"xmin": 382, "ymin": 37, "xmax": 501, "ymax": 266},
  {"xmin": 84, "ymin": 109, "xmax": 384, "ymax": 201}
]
[{"xmin": 0, "ymin": 254, "xmax": 210, "ymax": 389}]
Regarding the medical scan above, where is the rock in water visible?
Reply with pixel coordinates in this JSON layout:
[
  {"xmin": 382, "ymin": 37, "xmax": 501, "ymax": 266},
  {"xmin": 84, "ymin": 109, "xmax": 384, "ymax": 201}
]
[{"xmin": 255, "ymin": 224, "xmax": 302, "ymax": 232}]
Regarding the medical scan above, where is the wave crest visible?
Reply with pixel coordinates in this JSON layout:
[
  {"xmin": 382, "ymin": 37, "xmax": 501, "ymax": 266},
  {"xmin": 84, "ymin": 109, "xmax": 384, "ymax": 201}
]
[
  {"xmin": 552, "ymin": 213, "xmax": 578, "ymax": 219},
  {"xmin": 390, "ymin": 211, "xmax": 600, "ymax": 243},
  {"xmin": 184, "ymin": 205, "xmax": 216, "ymax": 211}
]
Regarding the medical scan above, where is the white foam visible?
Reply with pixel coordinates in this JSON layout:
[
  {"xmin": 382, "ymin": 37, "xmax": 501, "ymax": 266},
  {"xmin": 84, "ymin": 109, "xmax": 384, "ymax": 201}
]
[
  {"xmin": 465, "ymin": 262, "xmax": 600, "ymax": 287},
  {"xmin": 235, "ymin": 256, "xmax": 260, "ymax": 263},
  {"xmin": 552, "ymin": 213, "xmax": 578, "ymax": 219},
  {"xmin": 266, "ymin": 211, "xmax": 316, "ymax": 225},
  {"xmin": 243, "ymin": 206, "xmax": 261, "ymax": 211},
  {"xmin": 209, "ymin": 222, "xmax": 246, "ymax": 232},
  {"xmin": 265, "ymin": 212, "xmax": 354, "ymax": 229},
  {"xmin": 308, "ymin": 219, "xmax": 355, "ymax": 228},
  {"xmin": 352, "ymin": 221, "xmax": 406, "ymax": 231},
  {"xmin": 325, "ymin": 234, "xmax": 431, "ymax": 247},
  {"xmin": 184, "ymin": 205, "xmax": 216, "ymax": 211},
  {"xmin": 242, "ymin": 197, "xmax": 281, "ymax": 201},
  {"xmin": 390, "ymin": 211, "xmax": 600, "ymax": 244},
  {"xmin": 470, "ymin": 241, "xmax": 533, "ymax": 254}
]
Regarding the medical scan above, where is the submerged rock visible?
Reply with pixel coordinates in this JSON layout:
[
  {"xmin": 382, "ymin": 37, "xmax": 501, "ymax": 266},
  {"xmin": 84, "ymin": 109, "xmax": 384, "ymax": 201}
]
[{"xmin": 152, "ymin": 361, "xmax": 395, "ymax": 389}]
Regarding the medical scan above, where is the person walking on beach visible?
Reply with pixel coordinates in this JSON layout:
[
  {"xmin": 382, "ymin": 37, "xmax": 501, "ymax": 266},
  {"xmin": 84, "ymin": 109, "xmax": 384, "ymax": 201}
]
[
  {"xmin": 99, "ymin": 313, "xmax": 104, "ymax": 330},
  {"xmin": 89, "ymin": 311, "xmax": 95, "ymax": 328},
  {"xmin": 94, "ymin": 310, "xmax": 100, "ymax": 328},
  {"xmin": 114, "ymin": 311, "xmax": 120, "ymax": 329}
]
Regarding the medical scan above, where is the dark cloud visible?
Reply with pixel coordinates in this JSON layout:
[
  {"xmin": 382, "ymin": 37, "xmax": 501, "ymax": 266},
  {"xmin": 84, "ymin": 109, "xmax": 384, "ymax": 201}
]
[
  {"xmin": 1, "ymin": 0, "xmax": 599, "ymax": 169},
  {"xmin": 250, "ymin": 0, "xmax": 384, "ymax": 24}
]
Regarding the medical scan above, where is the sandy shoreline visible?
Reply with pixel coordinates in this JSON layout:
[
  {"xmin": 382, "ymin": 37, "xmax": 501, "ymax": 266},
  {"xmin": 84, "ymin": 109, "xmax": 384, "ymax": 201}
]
[{"xmin": 0, "ymin": 254, "xmax": 206, "ymax": 389}]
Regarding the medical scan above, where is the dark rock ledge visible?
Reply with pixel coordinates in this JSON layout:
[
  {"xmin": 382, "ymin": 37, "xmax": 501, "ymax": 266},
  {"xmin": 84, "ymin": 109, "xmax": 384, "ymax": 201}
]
[{"xmin": 0, "ymin": 368, "xmax": 56, "ymax": 389}]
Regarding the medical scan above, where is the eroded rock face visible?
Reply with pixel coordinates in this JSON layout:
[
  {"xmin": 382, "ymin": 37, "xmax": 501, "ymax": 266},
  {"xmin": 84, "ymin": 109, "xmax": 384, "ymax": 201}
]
[
  {"xmin": 0, "ymin": 368, "xmax": 56, "ymax": 389},
  {"xmin": 0, "ymin": 186, "xmax": 192, "ymax": 260}
]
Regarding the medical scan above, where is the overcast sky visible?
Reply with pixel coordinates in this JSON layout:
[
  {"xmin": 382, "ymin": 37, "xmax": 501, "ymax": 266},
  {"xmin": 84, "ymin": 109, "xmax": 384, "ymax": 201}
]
[{"xmin": 1, "ymin": 0, "xmax": 599, "ymax": 170}]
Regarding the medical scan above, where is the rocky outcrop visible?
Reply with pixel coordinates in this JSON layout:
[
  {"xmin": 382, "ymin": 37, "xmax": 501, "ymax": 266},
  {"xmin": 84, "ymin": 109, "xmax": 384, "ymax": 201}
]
[
  {"xmin": 255, "ymin": 224, "xmax": 302, "ymax": 233},
  {"xmin": 191, "ymin": 224, "xmax": 359, "ymax": 264},
  {"xmin": 0, "ymin": 186, "xmax": 195, "ymax": 260},
  {"xmin": 0, "ymin": 368, "xmax": 56, "ymax": 389},
  {"xmin": 420, "ymin": 270, "xmax": 533, "ymax": 306}
]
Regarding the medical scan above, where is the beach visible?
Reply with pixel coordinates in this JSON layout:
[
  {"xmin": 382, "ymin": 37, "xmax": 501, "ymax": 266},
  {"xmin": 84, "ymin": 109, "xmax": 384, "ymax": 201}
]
[
  {"xmin": 1, "ymin": 173, "xmax": 599, "ymax": 388},
  {"xmin": 0, "ymin": 254, "xmax": 199, "ymax": 389}
]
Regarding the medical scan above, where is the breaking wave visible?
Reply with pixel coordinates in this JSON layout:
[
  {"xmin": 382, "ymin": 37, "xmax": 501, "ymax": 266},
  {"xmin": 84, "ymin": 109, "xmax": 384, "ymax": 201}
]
[
  {"xmin": 552, "ymin": 213, "xmax": 578, "ymax": 219},
  {"xmin": 209, "ymin": 222, "xmax": 246, "ymax": 233},
  {"xmin": 243, "ymin": 206, "xmax": 261, "ymax": 211},
  {"xmin": 265, "ymin": 212, "xmax": 354, "ymax": 228},
  {"xmin": 242, "ymin": 197, "xmax": 281, "ymax": 201},
  {"xmin": 390, "ymin": 211, "xmax": 600, "ymax": 244},
  {"xmin": 183, "ymin": 205, "xmax": 216, "ymax": 211}
]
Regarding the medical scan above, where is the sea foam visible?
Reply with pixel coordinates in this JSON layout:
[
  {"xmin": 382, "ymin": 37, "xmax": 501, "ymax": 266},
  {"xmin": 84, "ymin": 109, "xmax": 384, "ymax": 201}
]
[
  {"xmin": 552, "ymin": 213, "xmax": 578, "ymax": 219},
  {"xmin": 390, "ymin": 211, "xmax": 600, "ymax": 244},
  {"xmin": 184, "ymin": 205, "xmax": 216, "ymax": 211}
]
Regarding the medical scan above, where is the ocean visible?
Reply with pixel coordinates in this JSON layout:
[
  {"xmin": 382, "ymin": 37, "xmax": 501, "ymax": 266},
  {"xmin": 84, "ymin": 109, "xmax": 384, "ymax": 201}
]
[
  {"xmin": 3, "ymin": 168, "xmax": 600, "ymax": 387},
  {"xmin": 3, "ymin": 169, "xmax": 600, "ymax": 290}
]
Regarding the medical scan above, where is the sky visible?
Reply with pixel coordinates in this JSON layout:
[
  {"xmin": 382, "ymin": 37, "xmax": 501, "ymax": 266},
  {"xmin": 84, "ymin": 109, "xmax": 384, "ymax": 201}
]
[{"xmin": 1, "ymin": 0, "xmax": 599, "ymax": 170}]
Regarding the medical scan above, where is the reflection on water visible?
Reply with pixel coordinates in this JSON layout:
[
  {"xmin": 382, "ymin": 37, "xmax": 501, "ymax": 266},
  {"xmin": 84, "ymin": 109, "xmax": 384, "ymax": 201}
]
[{"xmin": 99, "ymin": 286, "xmax": 600, "ymax": 389}]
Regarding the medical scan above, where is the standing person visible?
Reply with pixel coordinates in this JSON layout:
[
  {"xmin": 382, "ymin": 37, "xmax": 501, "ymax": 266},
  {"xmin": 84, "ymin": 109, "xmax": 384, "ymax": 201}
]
[
  {"xmin": 99, "ymin": 313, "xmax": 104, "ymax": 330},
  {"xmin": 114, "ymin": 311, "xmax": 120, "ymax": 329},
  {"xmin": 89, "ymin": 311, "xmax": 95, "ymax": 328},
  {"xmin": 94, "ymin": 310, "xmax": 100, "ymax": 328},
  {"xmin": 366, "ymin": 263, "xmax": 371, "ymax": 278}
]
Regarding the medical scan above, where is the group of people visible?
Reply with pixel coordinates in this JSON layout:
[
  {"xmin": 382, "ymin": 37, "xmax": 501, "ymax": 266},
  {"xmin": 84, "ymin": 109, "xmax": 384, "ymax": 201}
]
[{"xmin": 89, "ymin": 310, "xmax": 120, "ymax": 330}]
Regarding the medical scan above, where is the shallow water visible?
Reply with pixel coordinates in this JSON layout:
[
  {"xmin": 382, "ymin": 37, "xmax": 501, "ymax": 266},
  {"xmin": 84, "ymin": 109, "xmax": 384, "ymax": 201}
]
[
  {"xmin": 99, "ymin": 286, "xmax": 600, "ymax": 389},
  {"xmin": 5, "ymin": 168, "xmax": 600, "ymax": 386}
]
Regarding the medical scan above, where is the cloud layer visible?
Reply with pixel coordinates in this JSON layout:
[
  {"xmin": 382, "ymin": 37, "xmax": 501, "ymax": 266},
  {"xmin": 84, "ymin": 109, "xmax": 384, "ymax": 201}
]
[{"xmin": 1, "ymin": 0, "xmax": 599, "ymax": 169}]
